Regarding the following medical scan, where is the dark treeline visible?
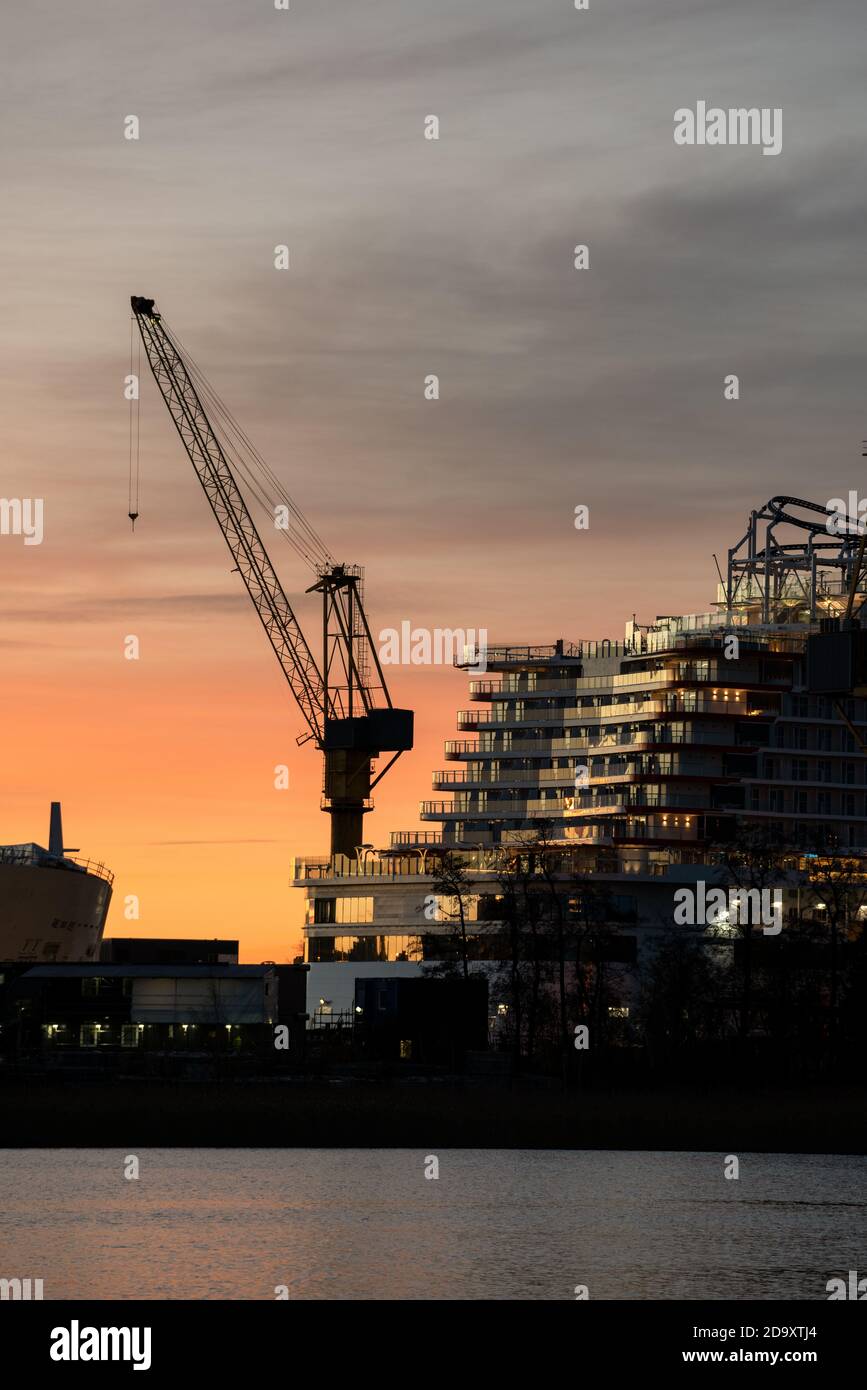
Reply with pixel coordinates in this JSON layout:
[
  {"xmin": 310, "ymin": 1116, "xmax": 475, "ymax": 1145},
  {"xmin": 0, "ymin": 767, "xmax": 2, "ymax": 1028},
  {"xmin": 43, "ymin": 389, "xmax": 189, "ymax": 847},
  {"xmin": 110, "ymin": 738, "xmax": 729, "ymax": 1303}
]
[{"xmin": 426, "ymin": 824, "xmax": 867, "ymax": 1084}]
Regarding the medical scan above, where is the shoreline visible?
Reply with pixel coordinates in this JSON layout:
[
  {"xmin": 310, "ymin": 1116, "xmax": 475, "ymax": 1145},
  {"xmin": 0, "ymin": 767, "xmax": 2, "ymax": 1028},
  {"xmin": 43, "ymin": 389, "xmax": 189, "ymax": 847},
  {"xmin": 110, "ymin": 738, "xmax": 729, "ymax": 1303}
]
[{"xmin": 2, "ymin": 1080, "xmax": 865, "ymax": 1152}]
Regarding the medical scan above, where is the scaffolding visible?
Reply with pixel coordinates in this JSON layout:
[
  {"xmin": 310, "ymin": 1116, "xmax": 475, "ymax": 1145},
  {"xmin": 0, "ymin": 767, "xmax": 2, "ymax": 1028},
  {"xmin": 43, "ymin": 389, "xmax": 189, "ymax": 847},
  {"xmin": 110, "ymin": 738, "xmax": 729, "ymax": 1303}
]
[{"xmin": 720, "ymin": 496, "xmax": 867, "ymax": 626}]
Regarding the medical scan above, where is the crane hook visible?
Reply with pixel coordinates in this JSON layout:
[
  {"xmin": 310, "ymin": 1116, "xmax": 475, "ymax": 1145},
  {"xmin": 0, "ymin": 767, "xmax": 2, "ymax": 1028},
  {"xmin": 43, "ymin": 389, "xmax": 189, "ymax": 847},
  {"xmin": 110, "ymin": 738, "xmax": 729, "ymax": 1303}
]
[{"xmin": 129, "ymin": 512, "xmax": 139, "ymax": 531}]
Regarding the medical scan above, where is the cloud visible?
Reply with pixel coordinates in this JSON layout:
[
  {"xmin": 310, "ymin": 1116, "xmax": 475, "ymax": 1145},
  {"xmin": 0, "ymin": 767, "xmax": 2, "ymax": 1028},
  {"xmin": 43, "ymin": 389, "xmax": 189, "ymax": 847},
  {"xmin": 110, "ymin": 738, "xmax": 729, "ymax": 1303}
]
[
  {"xmin": 144, "ymin": 839, "xmax": 283, "ymax": 846},
  {"xmin": 4, "ymin": 0, "xmax": 865, "ymax": 647},
  {"xmin": 1, "ymin": 593, "xmax": 250, "ymax": 625}
]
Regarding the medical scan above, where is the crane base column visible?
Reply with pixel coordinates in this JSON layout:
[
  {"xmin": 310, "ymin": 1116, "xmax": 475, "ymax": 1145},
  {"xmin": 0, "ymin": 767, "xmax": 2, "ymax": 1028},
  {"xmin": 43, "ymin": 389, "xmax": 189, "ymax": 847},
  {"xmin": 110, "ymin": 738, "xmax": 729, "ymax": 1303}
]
[{"xmin": 323, "ymin": 748, "xmax": 373, "ymax": 859}]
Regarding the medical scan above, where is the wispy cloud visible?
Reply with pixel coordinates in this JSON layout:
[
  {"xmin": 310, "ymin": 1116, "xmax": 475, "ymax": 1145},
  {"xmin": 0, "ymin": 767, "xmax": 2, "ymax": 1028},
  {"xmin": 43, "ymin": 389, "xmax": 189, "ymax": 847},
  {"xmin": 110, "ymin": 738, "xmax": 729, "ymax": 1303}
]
[{"xmin": 144, "ymin": 839, "xmax": 284, "ymax": 846}]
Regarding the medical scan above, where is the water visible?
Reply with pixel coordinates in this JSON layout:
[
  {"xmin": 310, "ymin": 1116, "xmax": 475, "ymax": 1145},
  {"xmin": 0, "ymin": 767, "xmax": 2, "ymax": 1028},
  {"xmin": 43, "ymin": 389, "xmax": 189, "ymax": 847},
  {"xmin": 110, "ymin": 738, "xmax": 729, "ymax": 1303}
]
[{"xmin": 1, "ymin": 1149, "xmax": 864, "ymax": 1300}]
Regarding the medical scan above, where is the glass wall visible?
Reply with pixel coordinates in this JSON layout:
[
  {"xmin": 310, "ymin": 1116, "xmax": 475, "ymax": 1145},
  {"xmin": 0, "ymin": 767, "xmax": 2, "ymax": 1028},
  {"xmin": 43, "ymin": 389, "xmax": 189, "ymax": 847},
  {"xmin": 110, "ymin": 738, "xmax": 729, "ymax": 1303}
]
[
  {"xmin": 307, "ymin": 934, "xmax": 421, "ymax": 963},
  {"xmin": 308, "ymin": 896, "xmax": 375, "ymax": 926}
]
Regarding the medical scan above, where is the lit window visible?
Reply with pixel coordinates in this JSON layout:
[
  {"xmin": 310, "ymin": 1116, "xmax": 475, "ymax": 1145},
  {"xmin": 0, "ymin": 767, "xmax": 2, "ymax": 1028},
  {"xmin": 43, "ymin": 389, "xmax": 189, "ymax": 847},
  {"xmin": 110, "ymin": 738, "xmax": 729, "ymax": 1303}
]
[{"xmin": 310, "ymin": 897, "xmax": 376, "ymax": 926}]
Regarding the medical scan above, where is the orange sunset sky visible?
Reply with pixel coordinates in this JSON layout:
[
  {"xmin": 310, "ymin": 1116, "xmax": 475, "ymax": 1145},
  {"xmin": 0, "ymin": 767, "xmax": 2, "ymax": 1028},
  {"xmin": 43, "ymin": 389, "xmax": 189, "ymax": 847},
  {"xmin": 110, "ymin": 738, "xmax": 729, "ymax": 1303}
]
[{"xmin": 3, "ymin": 1, "xmax": 865, "ymax": 960}]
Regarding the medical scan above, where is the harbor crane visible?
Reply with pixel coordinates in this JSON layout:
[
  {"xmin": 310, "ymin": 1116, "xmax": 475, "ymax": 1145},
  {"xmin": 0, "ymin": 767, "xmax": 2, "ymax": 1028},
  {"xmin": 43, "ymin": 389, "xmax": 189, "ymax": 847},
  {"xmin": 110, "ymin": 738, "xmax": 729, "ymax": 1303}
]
[{"xmin": 130, "ymin": 295, "xmax": 413, "ymax": 858}]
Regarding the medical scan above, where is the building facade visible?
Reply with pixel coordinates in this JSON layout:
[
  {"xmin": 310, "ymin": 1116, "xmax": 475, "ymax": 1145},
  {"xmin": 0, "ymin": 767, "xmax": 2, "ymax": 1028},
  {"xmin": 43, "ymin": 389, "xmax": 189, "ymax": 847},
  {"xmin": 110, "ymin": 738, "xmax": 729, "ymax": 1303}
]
[
  {"xmin": 293, "ymin": 498, "xmax": 867, "ymax": 1013},
  {"xmin": 0, "ymin": 964, "xmax": 276, "ymax": 1059}
]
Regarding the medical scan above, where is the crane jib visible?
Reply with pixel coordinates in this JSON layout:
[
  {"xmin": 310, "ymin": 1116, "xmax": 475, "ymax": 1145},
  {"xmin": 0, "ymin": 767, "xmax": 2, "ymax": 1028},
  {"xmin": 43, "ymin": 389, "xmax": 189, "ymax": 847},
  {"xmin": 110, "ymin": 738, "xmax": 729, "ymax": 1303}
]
[{"xmin": 132, "ymin": 299, "xmax": 325, "ymax": 737}]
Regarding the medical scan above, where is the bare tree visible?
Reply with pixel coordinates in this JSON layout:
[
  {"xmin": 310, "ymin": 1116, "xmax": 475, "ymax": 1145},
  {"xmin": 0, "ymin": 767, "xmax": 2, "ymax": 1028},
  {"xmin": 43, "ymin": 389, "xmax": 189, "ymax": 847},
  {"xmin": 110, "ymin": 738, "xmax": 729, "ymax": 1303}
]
[
  {"xmin": 798, "ymin": 836, "xmax": 867, "ymax": 1049},
  {"xmin": 422, "ymin": 851, "xmax": 476, "ymax": 980},
  {"xmin": 635, "ymin": 931, "xmax": 725, "ymax": 1071},
  {"xmin": 712, "ymin": 825, "xmax": 790, "ymax": 1042}
]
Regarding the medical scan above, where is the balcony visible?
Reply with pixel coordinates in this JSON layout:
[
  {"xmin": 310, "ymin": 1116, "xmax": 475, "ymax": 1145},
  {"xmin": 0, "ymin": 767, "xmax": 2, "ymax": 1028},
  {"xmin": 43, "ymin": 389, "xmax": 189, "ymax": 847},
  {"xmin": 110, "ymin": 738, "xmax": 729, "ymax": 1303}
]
[
  {"xmin": 420, "ymin": 797, "xmax": 572, "ymax": 820},
  {"xmin": 469, "ymin": 670, "xmax": 683, "ymax": 701},
  {"xmin": 387, "ymin": 831, "xmax": 446, "ymax": 847},
  {"xmin": 456, "ymin": 694, "xmax": 754, "ymax": 732},
  {"xmin": 293, "ymin": 854, "xmax": 435, "ymax": 881},
  {"xmin": 433, "ymin": 759, "xmax": 733, "ymax": 791},
  {"xmin": 469, "ymin": 675, "xmax": 590, "ymax": 698},
  {"xmin": 432, "ymin": 766, "xmax": 579, "ymax": 790},
  {"xmin": 611, "ymin": 824, "xmax": 703, "ymax": 844},
  {"xmin": 460, "ymin": 643, "xmax": 582, "ymax": 669},
  {"xmin": 389, "ymin": 829, "xmax": 505, "ymax": 848},
  {"xmin": 567, "ymin": 790, "xmax": 710, "ymax": 814}
]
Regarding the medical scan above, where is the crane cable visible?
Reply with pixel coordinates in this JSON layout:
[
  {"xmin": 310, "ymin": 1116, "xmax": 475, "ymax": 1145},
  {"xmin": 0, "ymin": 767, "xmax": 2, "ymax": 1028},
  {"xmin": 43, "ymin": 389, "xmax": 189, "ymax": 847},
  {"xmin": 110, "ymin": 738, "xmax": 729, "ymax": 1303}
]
[
  {"xmin": 194, "ymin": 370, "xmax": 326, "ymax": 572},
  {"xmin": 128, "ymin": 316, "xmax": 140, "ymax": 529},
  {"xmin": 161, "ymin": 321, "xmax": 333, "ymax": 574}
]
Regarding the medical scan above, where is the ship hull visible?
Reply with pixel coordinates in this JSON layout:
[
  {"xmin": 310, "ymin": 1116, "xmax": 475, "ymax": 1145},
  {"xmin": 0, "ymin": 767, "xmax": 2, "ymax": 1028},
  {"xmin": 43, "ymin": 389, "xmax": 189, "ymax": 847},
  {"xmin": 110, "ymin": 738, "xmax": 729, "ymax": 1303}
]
[{"xmin": 0, "ymin": 864, "xmax": 112, "ymax": 962}]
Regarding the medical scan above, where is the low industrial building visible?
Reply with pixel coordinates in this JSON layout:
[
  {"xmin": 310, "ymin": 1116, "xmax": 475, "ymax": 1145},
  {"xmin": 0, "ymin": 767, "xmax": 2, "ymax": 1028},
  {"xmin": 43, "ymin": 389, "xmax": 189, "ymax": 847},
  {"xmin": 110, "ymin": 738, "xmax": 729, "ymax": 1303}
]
[
  {"xmin": 354, "ymin": 975, "xmax": 489, "ymax": 1063},
  {"xmin": 0, "ymin": 960, "xmax": 309, "ymax": 1063}
]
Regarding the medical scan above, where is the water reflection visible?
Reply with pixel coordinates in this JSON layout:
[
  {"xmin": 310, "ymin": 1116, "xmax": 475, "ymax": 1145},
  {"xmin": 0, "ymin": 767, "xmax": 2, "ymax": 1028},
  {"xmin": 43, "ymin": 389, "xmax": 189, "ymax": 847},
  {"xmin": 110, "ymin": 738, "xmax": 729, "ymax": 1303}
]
[{"xmin": 1, "ymin": 1149, "xmax": 863, "ymax": 1300}]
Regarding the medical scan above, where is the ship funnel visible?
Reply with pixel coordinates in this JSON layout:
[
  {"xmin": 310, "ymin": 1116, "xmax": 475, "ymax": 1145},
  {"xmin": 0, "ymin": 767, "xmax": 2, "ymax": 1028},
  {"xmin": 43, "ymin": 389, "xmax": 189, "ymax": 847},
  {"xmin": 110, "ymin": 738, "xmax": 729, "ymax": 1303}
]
[{"xmin": 49, "ymin": 801, "xmax": 64, "ymax": 856}]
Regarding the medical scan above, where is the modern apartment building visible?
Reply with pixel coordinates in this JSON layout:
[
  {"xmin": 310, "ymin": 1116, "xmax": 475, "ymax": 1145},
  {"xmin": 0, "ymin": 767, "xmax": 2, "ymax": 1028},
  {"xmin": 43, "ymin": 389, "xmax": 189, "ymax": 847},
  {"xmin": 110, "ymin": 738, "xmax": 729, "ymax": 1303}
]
[{"xmin": 293, "ymin": 497, "xmax": 867, "ymax": 1012}]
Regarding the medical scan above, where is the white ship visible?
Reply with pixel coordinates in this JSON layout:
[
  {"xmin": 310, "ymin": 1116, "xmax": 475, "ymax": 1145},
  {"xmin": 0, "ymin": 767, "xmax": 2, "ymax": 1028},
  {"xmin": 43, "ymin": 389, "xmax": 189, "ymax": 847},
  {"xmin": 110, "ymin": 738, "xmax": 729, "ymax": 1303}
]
[{"xmin": 0, "ymin": 803, "xmax": 113, "ymax": 962}]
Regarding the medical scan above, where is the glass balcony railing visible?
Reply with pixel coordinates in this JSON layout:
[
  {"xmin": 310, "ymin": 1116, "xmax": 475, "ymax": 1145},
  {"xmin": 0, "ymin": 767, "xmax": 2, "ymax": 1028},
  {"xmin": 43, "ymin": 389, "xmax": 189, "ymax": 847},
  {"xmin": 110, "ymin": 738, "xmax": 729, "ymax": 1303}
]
[
  {"xmin": 569, "ymin": 790, "xmax": 710, "ymax": 812},
  {"xmin": 293, "ymin": 854, "xmax": 435, "ymax": 880},
  {"xmin": 444, "ymin": 725, "xmax": 759, "ymax": 761},
  {"xmin": 456, "ymin": 628, "xmax": 805, "ymax": 673},
  {"xmin": 432, "ymin": 767, "xmax": 580, "ymax": 787},
  {"xmin": 466, "ymin": 666, "xmax": 788, "ymax": 701},
  {"xmin": 432, "ymin": 756, "xmax": 731, "ymax": 790},
  {"xmin": 457, "ymin": 695, "xmax": 758, "ymax": 730}
]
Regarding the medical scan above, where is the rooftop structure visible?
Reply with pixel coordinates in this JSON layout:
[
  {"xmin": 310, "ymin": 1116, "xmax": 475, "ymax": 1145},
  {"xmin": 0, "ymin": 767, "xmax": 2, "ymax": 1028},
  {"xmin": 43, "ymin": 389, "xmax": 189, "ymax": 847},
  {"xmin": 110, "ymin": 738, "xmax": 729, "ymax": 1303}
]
[{"xmin": 100, "ymin": 938, "xmax": 239, "ymax": 965}]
